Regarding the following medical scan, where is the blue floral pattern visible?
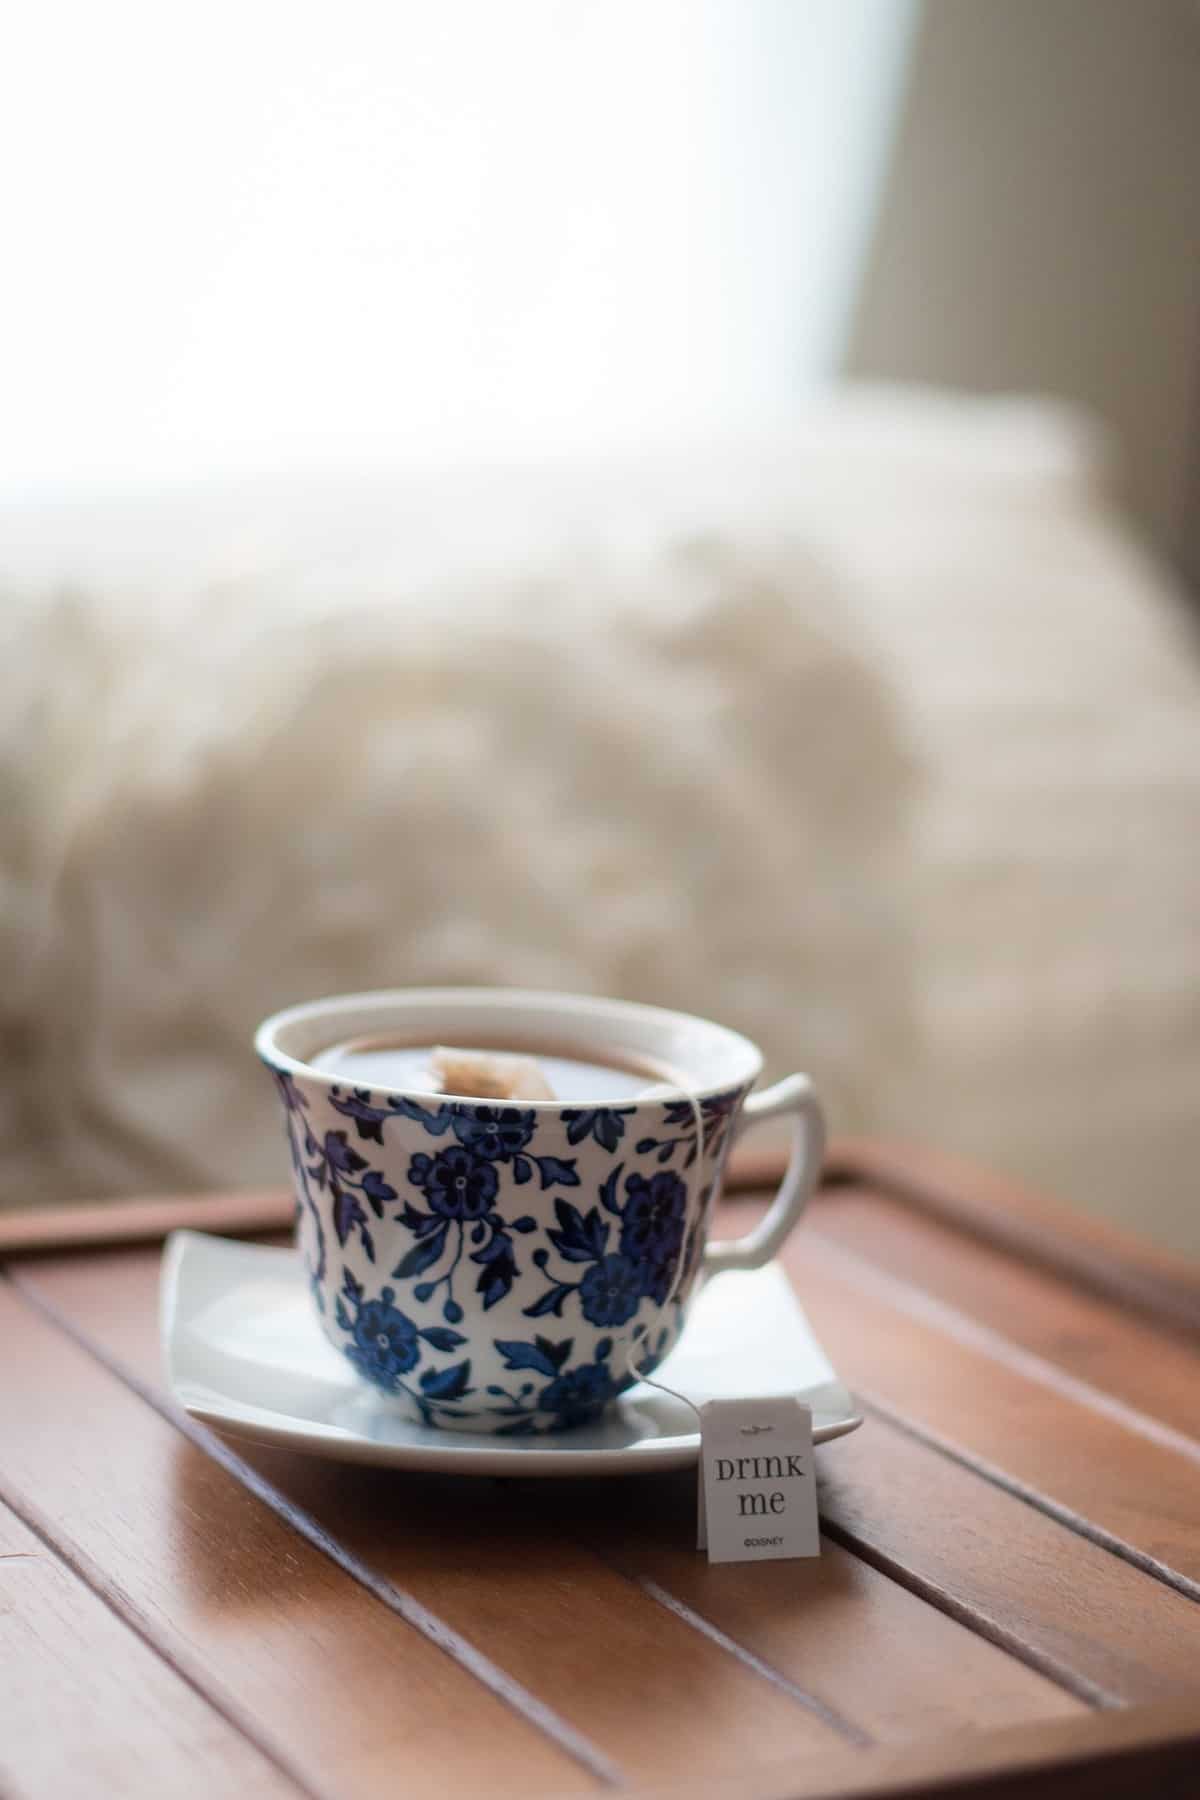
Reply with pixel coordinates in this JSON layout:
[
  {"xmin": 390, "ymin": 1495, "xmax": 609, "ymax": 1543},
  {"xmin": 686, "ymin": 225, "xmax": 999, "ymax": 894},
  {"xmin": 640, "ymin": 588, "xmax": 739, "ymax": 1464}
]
[
  {"xmin": 559, "ymin": 1106, "xmax": 636, "ymax": 1152},
  {"xmin": 272, "ymin": 1069, "xmax": 327, "ymax": 1308},
  {"xmin": 336, "ymin": 1270, "xmax": 474, "ymax": 1424},
  {"xmin": 450, "ymin": 1105, "xmax": 534, "ymax": 1162},
  {"xmin": 484, "ymin": 1323, "xmax": 674, "ymax": 1433},
  {"xmin": 265, "ymin": 1057, "xmax": 746, "ymax": 1429},
  {"xmin": 522, "ymin": 1162, "xmax": 688, "ymax": 1321},
  {"xmin": 621, "ymin": 1169, "xmax": 689, "ymax": 1302},
  {"xmin": 633, "ymin": 1091, "xmax": 740, "ymax": 1169},
  {"xmin": 396, "ymin": 1141, "xmax": 537, "ymax": 1324}
]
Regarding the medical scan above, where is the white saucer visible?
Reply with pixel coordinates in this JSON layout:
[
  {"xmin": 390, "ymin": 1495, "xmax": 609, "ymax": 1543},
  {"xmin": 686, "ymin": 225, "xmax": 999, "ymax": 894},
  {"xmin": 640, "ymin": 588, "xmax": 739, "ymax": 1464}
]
[{"xmin": 161, "ymin": 1232, "xmax": 861, "ymax": 1477}]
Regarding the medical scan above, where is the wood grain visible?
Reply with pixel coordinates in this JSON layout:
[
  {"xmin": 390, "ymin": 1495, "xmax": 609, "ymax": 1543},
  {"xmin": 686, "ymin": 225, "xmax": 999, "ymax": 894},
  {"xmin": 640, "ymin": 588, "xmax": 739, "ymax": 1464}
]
[
  {"xmin": 617, "ymin": 1699, "xmax": 1200, "ymax": 1800},
  {"xmin": 0, "ymin": 1497, "xmax": 299, "ymax": 1800},
  {"xmin": 0, "ymin": 1279, "xmax": 591, "ymax": 1800},
  {"xmin": 18, "ymin": 1247, "xmax": 1093, "ymax": 1753},
  {"xmin": 810, "ymin": 1185, "xmax": 1200, "ymax": 1442},
  {"xmin": 23, "ymin": 1231, "xmax": 1198, "ymax": 1758},
  {"xmin": 11, "ymin": 1136, "xmax": 1200, "ymax": 1798},
  {"xmin": 814, "ymin": 1412, "xmax": 1200, "ymax": 1707},
  {"xmin": 0, "ymin": 1188, "xmax": 296, "ymax": 1255},
  {"xmin": 21, "ymin": 1246, "xmax": 1085, "ymax": 1749},
  {"xmin": 780, "ymin": 1231, "xmax": 1200, "ymax": 1592},
  {"xmin": 8, "ymin": 1257, "xmax": 863, "ymax": 1788},
  {"xmin": 565, "ymin": 1483, "xmax": 1083, "ymax": 1741},
  {"xmin": 823, "ymin": 1139, "xmax": 1200, "ymax": 1340}
]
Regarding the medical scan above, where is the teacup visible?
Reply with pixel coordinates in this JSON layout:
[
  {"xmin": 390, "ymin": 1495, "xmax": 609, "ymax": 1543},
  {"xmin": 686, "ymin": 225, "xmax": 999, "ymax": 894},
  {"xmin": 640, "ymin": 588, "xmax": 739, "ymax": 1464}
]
[{"xmin": 256, "ymin": 988, "xmax": 824, "ymax": 1434}]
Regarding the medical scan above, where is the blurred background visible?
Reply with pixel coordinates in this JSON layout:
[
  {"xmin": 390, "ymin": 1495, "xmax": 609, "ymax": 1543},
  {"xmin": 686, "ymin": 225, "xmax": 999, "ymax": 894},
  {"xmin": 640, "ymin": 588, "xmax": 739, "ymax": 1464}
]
[{"xmin": 2, "ymin": 1, "xmax": 1198, "ymax": 1249}]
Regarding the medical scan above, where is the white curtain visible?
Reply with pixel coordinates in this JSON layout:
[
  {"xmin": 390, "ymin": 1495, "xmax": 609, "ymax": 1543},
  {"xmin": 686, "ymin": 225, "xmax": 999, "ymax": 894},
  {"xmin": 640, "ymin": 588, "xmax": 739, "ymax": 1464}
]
[{"xmin": 1, "ymin": 1, "xmax": 914, "ymax": 491}]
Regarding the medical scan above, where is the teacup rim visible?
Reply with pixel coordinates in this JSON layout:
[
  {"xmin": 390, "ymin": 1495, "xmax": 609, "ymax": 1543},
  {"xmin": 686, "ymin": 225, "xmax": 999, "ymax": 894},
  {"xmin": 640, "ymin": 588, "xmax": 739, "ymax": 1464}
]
[{"xmin": 255, "ymin": 985, "xmax": 764, "ymax": 1106}]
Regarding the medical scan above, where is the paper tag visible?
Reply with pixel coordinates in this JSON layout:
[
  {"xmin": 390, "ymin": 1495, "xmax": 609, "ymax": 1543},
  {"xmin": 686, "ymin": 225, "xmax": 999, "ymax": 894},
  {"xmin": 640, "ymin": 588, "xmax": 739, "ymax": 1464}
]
[{"xmin": 697, "ymin": 1396, "xmax": 819, "ymax": 1563}]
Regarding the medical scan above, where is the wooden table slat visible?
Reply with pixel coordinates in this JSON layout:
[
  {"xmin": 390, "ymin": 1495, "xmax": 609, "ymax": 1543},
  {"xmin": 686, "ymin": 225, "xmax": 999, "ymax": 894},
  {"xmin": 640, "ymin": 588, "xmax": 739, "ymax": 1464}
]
[
  {"xmin": 0, "ymin": 1188, "xmax": 296, "ymax": 1256},
  {"xmin": 17, "ymin": 1247, "xmax": 1104, "ymax": 1753},
  {"xmin": 0, "ymin": 1279, "xmax": 590, "ymax": 1800},
  {"xmin": 824, "ymin": 1139, "xmax": 1200, "ymax": 1340},
  {"xmin": 621, "ymin": 1699, "xmax": 1200, "ymax": 1800},
  {"xmin": 3, "ymin": 1264, "xmax": 864, "ymax": 1790},
  {"xmin": 0, "ymin": 1495, "xmax": 300, "ymax": 1800},
  {"xmin": 236, "ymin": 1443, "xmax": 852, "ymax": 1785},
  {"xmin": 814, "ymin": 1413, "xmax": 1200, "ymax": 1707},
  {"xmin": 811, "ymin": 1186, "xmax": 1200, "ymax": 1444},
  {"xmin": 567, "ymin": 1490, "xmax": 1084, "ymax": 1741},
  {"xmin": 6, "ymin": 1140, "xmax": 1200, "ymax": 1799},
  {"xmin": 784, "ymin": 1230, "xmax": 1200, "ymax": 1595}
]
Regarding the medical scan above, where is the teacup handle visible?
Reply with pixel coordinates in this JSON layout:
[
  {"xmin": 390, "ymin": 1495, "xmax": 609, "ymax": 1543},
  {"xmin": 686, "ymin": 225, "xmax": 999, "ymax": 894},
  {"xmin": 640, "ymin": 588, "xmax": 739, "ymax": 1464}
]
[{"xmin": 703, "ymin": 1075, "xmax": 825, "ymax": 1275}]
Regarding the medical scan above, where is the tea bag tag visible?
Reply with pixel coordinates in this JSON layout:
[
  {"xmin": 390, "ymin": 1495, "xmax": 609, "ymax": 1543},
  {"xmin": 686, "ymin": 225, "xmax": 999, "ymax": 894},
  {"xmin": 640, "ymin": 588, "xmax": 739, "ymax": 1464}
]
[
  {"xmin": 621, "ymin": 1079, "xmax": 819, "ymax": 1565},
  {"xmin": 696, "ymin": 1396, "xmax": 819, "ymax": 1563}
]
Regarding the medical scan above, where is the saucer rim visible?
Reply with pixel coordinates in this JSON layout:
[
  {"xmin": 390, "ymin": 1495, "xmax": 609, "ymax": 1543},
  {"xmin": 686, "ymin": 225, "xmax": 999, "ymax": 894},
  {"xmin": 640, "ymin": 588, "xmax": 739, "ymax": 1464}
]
[{"xmin": 162, "ymin": 1230, "xmax": 863, "ymax": 1477}]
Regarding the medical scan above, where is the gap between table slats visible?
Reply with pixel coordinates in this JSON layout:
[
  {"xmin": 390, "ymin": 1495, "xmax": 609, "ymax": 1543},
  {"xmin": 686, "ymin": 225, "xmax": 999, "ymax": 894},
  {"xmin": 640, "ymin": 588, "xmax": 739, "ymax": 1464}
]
[
  {"xmin": 0, "ymin": 1260, "xmax": 931, "ymax": 1763},
  {"xmin": 809, "ymin": 1185, "xmax": 1200, "ymax": 1455},
  {"xmin": 0, "ymin": 1481, "xmax": 324, "ymax": 1800},
  {"xmin": 823, "ymin": 1139, "xmax": 1200, "ymax": 1343},
  {"xmin": 9, "ymin": 1263, "xmax": 914, "ymax": 1785},
  {"xmin": 812, "ymin": 1223, "xmax": 1200, "ymax": 1469},
  {"xmin": 599, "ymin": 1698, "xmax": 1200, "ymax": 1800},
  {"xmin": 784, "ymin": 1231, "xmax": 1200, "ymax": 1598},
  {"xmin": 14, "ymin": 1173, "xmax": 1194, "ymax": 1764},
  {"xmin": 1, "ymin": 1267, "xmax": 623, "ymax": 1791},
  {"xmin": 821, "ymin": 1404, "xmax": 1200, "ymax": 1708},
  {"xmin": 0, "ymin": 1493, "xmax": 306, "ymax": 1800},
  {"xmin": 857, "ymin": 1388, "xmax": 1200, "ymax": 1608},
  {"xmin": 0, "ymin": 1270, "xmax": 615, "ymax": 1797},
  {"xmin": 7, "ymin": 1166, "xmax": 1200, "ymax": 1800},
  {"xmin": 8, "ymin": 1248, "xmax": 1093, "ymax": 1758}
]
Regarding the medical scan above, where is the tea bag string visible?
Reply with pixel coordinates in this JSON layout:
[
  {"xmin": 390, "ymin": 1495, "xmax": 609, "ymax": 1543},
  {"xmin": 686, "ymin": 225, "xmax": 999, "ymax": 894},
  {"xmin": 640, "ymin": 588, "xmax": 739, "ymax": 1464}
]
[{"xmin": 623, "ymin": 1073, "xmax": 705, "ymax": 1411}]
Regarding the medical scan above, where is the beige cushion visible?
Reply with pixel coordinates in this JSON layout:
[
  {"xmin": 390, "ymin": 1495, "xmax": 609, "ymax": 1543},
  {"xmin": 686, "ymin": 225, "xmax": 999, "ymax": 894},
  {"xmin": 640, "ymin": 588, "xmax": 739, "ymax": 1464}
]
[
  {"xmin": 5, "ymin": 388, "xmax": 1199, "ymax": 1253},
  {"xmin": 0, "ymin": 448, "xmax": 912, "ymax": 1207}
]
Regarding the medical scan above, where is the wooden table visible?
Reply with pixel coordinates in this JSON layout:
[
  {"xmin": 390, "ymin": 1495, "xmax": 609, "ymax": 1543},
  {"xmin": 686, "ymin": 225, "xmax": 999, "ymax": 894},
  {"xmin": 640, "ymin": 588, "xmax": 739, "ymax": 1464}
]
[{"xmin": 2, "ymin": 1141, "xmax": 1199, "ymax": 1798}]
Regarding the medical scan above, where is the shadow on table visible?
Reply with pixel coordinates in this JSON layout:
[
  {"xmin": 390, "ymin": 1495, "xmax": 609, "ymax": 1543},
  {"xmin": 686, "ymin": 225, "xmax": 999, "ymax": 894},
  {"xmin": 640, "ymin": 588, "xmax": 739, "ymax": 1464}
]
[{"xmin": 167, "ymin": 1429, "xmax": 861, "ymax": 1640}]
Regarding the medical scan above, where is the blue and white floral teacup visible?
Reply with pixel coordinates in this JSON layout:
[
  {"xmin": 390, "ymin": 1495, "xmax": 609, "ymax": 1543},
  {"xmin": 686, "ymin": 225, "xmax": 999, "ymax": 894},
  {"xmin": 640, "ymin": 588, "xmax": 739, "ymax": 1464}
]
[{"xmin": 256, "ymin": 988, "xmax": 824, "ymax": 1435}]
